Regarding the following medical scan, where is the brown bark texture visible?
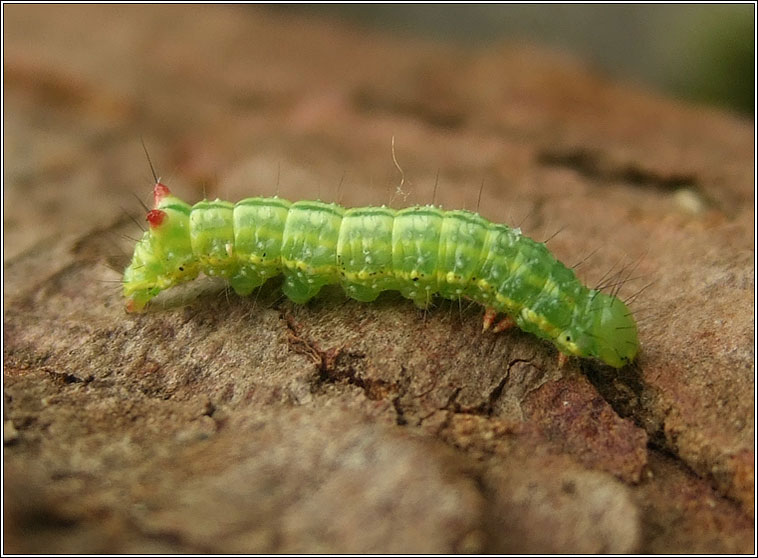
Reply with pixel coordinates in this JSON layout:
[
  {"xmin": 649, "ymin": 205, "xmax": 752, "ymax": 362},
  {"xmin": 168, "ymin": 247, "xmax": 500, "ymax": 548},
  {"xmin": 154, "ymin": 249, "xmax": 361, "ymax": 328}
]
[{"xmin": 3, "ymin": 5, "xmax": 754, "ymax": 554}]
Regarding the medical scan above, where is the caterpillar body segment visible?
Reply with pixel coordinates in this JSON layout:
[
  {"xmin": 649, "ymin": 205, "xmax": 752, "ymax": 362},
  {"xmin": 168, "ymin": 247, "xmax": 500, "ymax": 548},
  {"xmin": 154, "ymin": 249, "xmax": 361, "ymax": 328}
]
[{"xmin": 123, "ymin": 183, "xmax": 639, "ymax": 368}]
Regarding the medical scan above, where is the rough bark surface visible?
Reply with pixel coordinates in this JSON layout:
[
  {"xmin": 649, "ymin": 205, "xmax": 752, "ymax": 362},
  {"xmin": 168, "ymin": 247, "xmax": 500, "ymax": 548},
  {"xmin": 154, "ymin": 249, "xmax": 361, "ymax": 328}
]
[{"xmin": 4, "ymin": 5, "xmax": 754, "ymax": 554}]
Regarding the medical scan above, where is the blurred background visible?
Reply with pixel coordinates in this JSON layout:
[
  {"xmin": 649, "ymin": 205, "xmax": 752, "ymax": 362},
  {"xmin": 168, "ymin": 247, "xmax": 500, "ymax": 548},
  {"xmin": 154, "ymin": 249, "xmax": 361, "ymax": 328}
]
[
  {"xmin": 289, "ymin": 4, "xmax": 754, "ymax": 115},
  {"xmin": 3, "ymin": 4, "xmax": 754, "ymax": 261}
]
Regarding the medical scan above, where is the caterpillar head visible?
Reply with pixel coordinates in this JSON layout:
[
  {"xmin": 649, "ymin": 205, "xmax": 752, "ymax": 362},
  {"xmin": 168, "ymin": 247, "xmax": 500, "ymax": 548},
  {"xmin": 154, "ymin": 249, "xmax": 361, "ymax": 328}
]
[
  {"xmin": 589, "ymin": 293, "xmax": 639, "ymax": 368},
  {"xmin": 555, "ymin": 293, "xmax": 638, "ymax": 368},
  {"xmin": 123, "ymin": 183, "xmax": 198, "ymax": 312}
]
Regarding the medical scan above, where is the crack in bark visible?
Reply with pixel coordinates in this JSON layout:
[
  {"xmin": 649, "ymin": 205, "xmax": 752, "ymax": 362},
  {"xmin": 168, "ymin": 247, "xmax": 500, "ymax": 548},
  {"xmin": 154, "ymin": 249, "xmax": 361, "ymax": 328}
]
[
  {"xmin": 43, "ymin": 368, "xmax": 92, "ymax": 386},
  {"xmin": 281, "ymin": 311, "xmax": 403, "ymax": 420},
  {"xmin": 582, "ymin": 359, "xmax": 751, "ymax": 515},
  {"xmin": 538, "ymin": 146, "xmax": 699, "ymax": 192}
]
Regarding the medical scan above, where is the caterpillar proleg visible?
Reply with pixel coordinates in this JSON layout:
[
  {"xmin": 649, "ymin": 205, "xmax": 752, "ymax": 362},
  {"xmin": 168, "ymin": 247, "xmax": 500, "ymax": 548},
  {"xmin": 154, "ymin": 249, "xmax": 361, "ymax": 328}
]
[{"xmin": 123, "ymin": 182, "xmax": 639, "ymax": 368}]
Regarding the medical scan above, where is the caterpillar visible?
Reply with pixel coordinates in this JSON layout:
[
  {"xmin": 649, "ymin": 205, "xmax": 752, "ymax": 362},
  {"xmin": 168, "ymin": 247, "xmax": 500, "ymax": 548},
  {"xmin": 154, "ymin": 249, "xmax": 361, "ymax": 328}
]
[{"xmin": 123, "ymin": 182, "xmax": 639, "ymax": 368}]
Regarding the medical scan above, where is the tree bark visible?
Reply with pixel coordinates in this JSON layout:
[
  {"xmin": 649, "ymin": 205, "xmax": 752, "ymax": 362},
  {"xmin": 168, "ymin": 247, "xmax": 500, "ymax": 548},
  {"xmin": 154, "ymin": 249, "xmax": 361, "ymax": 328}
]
[{"xmin": 4, "ymin": 5, "xmax": 753, "ymax": 553}]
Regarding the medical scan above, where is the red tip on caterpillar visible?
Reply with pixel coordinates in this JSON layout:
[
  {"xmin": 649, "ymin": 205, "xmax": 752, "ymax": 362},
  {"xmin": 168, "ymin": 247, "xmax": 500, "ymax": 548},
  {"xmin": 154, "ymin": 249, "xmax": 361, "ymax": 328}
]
[
  {"xmin": 125, "ymin": 298, "xmax": 138, "ymax": 313},
  {"xmin": 153, "ymin": 182, "xmax": 171, "ymax": 207},
  {"xmin": 146, "ymin": 209, "xmax": 167, "ymax": 228}
]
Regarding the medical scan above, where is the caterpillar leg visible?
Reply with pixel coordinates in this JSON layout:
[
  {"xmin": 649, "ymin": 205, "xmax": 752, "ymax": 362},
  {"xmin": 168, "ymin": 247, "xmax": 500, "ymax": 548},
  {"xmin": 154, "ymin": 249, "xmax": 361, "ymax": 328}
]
[
  {"xmin": 557, "ymin": 352, "xmax": 569, "ymax": 368},
  {"xmin": 229, "ymin": 272, "xmax": 266, "ymax": 297},
  {"xmin": 125, "ymin": 287, "xmax": 161, "ymax": 313},
  {"xmin": 482, "ymin": 307, "xmax": 498, "ymax": 331},
  {"xmin": 342, "ymin": 283, "xmax": 381, "ymax": 303},
  {"xmin": 282, "ymin": 274, "xmax": 325, "ymax": 304},
  {"xmin": 483, "ymin": 308, "xmax": 516, "ymax": 333},
  {"xmin": 492, "ymin": 315, "xmax": 516, "ymax": 333},
  {"xmin": 125, "ymin": 296, "xmax": 147, "ymax": 313},
  {"xmin": 410, "ymin": 297, "xmax": 433, "ymax": 310}
]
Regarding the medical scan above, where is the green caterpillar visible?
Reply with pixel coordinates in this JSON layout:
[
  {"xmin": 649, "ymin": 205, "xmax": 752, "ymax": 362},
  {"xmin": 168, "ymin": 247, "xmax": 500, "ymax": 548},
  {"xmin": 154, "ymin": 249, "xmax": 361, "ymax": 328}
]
[{"xmin": 123, "ymin": 182, "xmax": 639, "ymax": 368}]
